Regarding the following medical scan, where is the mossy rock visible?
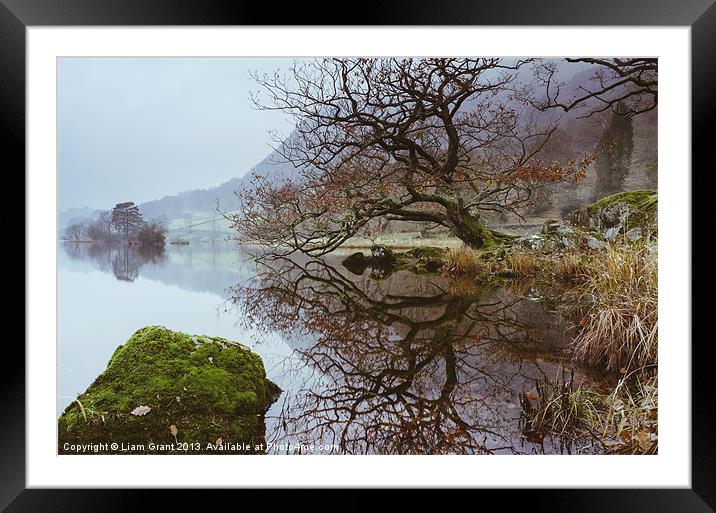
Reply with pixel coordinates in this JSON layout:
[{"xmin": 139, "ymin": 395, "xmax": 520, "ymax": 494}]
[
  {"xmin": 398, "ymin": 246, "xmax": 448, "ymax": 260},
  {"xmin": 569, "ymin": 190, "xmax": 657, "ymax": 238},
  {"xmin": 394, "ymin": 246, "xmax": 449, "ymax": 274},
  {"xmin": 515, "ymin": 221, "xmax": 602, "ymax": 253},
  {"xmin": 370, "ymin": 244, "xmax": 397, "ymax": 263},
  {"xmin": 342, "ymin": 246, "xmax": 449, "ymax": 277},
  {"xmin": 58, "ymin": 326, "xmax": 281, "ymax": 454}
]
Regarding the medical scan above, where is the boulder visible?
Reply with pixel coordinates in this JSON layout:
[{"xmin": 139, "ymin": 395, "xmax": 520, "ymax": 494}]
[
  {"xmin": 625, "ymin": 227, "xmax": 643, "ymax": 241},
  {"xmin": 587, "ymin": 236, "xmax": 607, "ymax": 250},
  {"xmin": 393, "ymin": 246, "xmax": 449, "ymax": 274},
  {"xmin": 370, "ymin": 244, "xmax": 397, "ymax": 264},
  {"xmin": 516, "ymin": 220, "xmax": 605, "ymax": 252},
  {"xmin": 515, "ymin": 191, "xmax": 657, "ymax": 253},
  {"xmin": 568, "ymin": 190, "xmax": 657, "ymax": 239},
  {"xmin": 342, "ymin": 245, "xmax": 449, "ymax": 277},
  {"xmin": 58, "ymin": 326, "xmax": 280, "ymax": 454}
]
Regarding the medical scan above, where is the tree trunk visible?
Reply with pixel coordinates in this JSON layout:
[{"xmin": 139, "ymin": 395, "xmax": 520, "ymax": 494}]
[{"xmin": 445, "ymin": 206, "xmax": 512, "ymax": 249}]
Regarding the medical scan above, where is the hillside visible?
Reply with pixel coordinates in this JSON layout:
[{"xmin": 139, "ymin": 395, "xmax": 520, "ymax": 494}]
[{"xmin": 138, "ymin": 149, "xmax": 298, "ymax": 222}]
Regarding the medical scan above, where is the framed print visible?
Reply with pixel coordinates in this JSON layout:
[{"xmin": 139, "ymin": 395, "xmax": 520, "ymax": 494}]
[{"xmin": 2, "ymin": 0, "xmax": 714, "ymax": 510}]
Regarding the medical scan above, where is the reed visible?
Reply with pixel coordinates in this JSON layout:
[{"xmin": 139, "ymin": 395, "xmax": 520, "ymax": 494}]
[
  {"xmin": 571, "ymin": 243, "xmax": 657, "ymax": 374},
  {"xmin": 521, "ymin": 370, "xmax": 600, "ymax": 436}
]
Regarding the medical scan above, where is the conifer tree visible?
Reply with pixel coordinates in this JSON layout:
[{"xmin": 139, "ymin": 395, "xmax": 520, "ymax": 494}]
[
  {"xmin": 111, "ymin": 201, "xmax": 144, "ymax": 240},
  {"xmin": 594, "ymin": 103, "xmax": 634, "ymax": 200}
]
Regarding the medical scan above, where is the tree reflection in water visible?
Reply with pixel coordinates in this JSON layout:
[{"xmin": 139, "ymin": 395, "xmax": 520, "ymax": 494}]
[
  {"xmin": 63, "ymin": 242, "xmax": 167, "ymax": 281},
  {"xmin": 231, "ymin": 254, "xmax": 602, "ymax": 455}
]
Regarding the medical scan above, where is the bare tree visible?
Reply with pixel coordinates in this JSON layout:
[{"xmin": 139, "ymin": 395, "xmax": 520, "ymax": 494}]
[
  {"xmin": 531, "ymin": 58, "xmax": 657, "ymax": 117},
  {"xmin": 229, "ymin": 58, "xmax": 592, "ymax": 254},
  {"xmin": 86, "ymin": 210, "xmax": 114, "ymax": 241},
  {"xmin": 63, "ymin": 222, "xmax": 86, "ymax": 242},
  {"xmin": 135, "ymin": 222, "xmax": 168, "ymax": 247},
  {"xmin": 97, "ymin": 211, "xmax": 114, "ymax": 240},
  {"xmin": 593, "ymin": 102, "xmax": 635, "ymax": 200}
]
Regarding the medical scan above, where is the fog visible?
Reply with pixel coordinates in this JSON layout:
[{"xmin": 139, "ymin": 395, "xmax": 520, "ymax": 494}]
[{"xmin": 58, "ymin": 57, "xmax": 295, "ymax": 210}]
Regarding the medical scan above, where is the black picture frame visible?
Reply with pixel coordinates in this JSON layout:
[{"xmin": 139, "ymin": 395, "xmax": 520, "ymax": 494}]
[{"xmin": 2, "ymin": 0, "xmax": 713, "ymax": 510}]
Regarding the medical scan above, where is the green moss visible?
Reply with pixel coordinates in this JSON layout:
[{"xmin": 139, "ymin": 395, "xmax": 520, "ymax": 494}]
[
  {"xmin": 570, "ymin": 190, "xmax": 658, "ymax": 238},
  {"xmin": 398, "ymin": 246, "xmax": 448, "ymax": 260},
  {"xmin": 343, "ymin": 246, "xmax": 450, "ymax": 277},
  {"xmin": 588, "ymin": 190, "xmax": 657, "ymax": 215},
  {"xmin": 477, "ymin": 246, "xmax": 507, "ymax": 261},
  {"xmin": 58, "ymin": 326, "xmax": 280, "ymax": 454},
  {"xmin": 394, "ymin": 246, "xmax": 449, "ymax": 274}
]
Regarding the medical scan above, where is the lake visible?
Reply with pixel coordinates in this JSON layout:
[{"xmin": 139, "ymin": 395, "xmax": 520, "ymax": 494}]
[{"xmin": 59, "ymin": 241, "xmax": 609, "ymax": 454}]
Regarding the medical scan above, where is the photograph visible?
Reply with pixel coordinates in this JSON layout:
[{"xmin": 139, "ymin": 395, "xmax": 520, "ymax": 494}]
[{"xmin": 56, "ymin": 56, "xmax": 659, "ymax": 456}]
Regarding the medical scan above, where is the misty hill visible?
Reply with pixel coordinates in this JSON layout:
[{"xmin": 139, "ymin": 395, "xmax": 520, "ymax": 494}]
[
  {"xmin": 137, "ymin": 150, "xmax": 298, "ymax": 223},
  {"xmin": 59, "ymin": 206, "xmax": 101, "ymax": 231},
  {"xmin": 58, "ymin": 149, "xmax": 299, "ymax": 233}
]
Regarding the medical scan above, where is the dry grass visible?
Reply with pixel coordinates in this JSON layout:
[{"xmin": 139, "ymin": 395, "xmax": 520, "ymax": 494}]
[
  {"xmin": 447, "ymin": 240, "xmax": 659, "ymax": 454},
  {"xmin": 444, "ymin": 239, "xmax": 659, "ymax": 453},
  {"xmin": 521, "ymin": 370, "xmax": 600, "ymax": 436},
  {"xmin": 571, "ymin": 243, "xmax": 657, "ymax": 374},
  {"xmin": 444, "ymin": 242, "xmax": 657, "ymax": 376},
  {"xmin": 444, "ymin": 247, "xmax": 485, "ymax": 276},
  {"xmin": 446, "ymin": 275, "xmax": 485, "ymax": 297},
  {"xmin": 444, "ymin": 246, "xmax": 590, "ymax": 282},
  {"xmin": 521, "ymin": 372, "xmax": 658, "ymax": 454},
  {"xmin": 595, "ymin": 375, "xmax": 658, "ymax": 454}
]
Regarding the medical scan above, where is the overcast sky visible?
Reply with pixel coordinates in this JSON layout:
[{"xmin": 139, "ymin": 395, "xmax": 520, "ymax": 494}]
[{"xmin": 58, "ymin": 58, "xmax": 295, "ymax": 211}]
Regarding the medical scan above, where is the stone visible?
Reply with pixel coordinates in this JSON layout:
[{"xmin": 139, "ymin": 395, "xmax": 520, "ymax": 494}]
[
  {"xmin": 587, "ymin": 237, "xmax": 607, "ymax": 250},
  {"xmin": 370, "ymin": 244, "xmax": 396, "ymax": 263},
  {"xmin": 625, "ymin": 227, "xmax": 643, "ymax": 241},
  {"xmin": 58, "ymin": 326, "xmax": 280, "ymax": 454},
  {"xmin": 342, "ymin": 251, "xmax": 368, "ymax": 275},
  {"xmin": 568, "ymin": 190, "xmax": 657, "ymax": 239},
  {"xmin": 604, "ymin": 227, "xmax": 620, "ymax": 240}
]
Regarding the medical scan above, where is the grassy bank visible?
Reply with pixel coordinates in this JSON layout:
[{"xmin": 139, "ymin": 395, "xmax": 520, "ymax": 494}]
[{"xmin": 442, "ymin": 239, "xmax": 658, "ymax": 454}]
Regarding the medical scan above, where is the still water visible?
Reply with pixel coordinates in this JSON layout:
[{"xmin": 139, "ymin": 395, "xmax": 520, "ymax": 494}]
[{"xmin": 59, "ymin": 241, "xmax": 606, "ymax": 454}]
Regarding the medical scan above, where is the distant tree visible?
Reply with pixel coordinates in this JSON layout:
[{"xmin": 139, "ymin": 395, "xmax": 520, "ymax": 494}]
[
  {"xmin": 111, "ymin": 202, "xmax": 144, "ymax": 241},
  {"xmin": 135, "ymin": 222, "xmax": 167, "ymax": 247},
  {"xmin": 85, "ymin": 211, "xmax": 114, "ymax": 241},
  {"xmin": 63, "ymin": 222, "xmax": 86, "ymax": 242},
  {"xmin": 98, "ymin": 211, "xmax": 114, "ymax": 240},
  {"xmin": 85, "ymin": 220, "xmax": 104, "ymax": 241},
  {"xmin": 594, "ymin": 103, "xmax": 634, "ymax": 200}
]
